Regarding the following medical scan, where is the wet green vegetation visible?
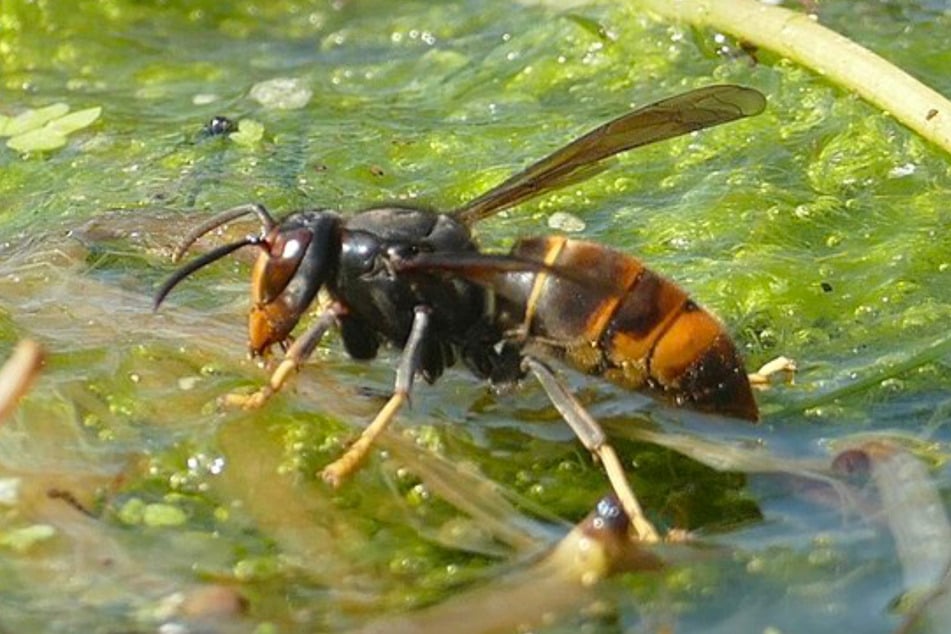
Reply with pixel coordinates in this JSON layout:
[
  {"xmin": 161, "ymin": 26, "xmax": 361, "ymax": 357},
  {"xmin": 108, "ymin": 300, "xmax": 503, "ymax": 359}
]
[{"xmin": 1, "ymin": 1, "xmax": 950, "ymax": 632}]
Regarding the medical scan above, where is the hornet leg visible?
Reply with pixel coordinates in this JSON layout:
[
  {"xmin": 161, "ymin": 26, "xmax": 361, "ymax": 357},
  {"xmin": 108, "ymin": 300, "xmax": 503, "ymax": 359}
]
[
  {"xmin": 524, "ymin": 356, "xmax": 659, "ymax": 543},
  {"xmin": 322, "ymin": 306, "xmax": 430, "ymax": 487},
  {"xmin": 748, "ymin": 355, "xmax": 797, "ymax": 388},
  {"xmin": 223, "ymin": 305, "xmax": 342, "ymax": 409}
]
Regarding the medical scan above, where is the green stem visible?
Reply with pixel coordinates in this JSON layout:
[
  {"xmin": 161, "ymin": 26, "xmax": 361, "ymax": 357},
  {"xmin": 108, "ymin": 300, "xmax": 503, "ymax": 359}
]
[{"xmin": 634, "ymin": 0, "xmax": 951, "ymax": 155}]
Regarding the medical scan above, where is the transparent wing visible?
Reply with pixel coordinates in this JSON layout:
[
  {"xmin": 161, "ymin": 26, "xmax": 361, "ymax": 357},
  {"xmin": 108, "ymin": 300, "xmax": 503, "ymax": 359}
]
[{"xmin": 452, "ymin": 84, "xmax": 766, "ymax": 226}]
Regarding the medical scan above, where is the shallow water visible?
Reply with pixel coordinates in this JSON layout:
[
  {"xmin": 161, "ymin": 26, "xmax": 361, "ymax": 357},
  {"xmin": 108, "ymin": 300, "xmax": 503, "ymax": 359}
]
[{"xmin": 1, "ymin": 1, "xmax": 950, "ymax": 632}]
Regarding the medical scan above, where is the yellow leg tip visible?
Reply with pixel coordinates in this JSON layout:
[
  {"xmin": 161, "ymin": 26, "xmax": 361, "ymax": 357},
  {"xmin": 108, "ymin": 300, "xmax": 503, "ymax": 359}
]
[
  {"xmin": 321, "ymin": 456, "xmax": 358, "ymax": 488},
  {"xmin": 748, "ymin": 355, "xmax": 797, "ymax": 388},
  {"xmin": 320, "ymin": 466, "xmax": 343, "ymax": 489},
  {"xmin": 220, "ymin": 387, "xmax": 272, "ymax": 410}
]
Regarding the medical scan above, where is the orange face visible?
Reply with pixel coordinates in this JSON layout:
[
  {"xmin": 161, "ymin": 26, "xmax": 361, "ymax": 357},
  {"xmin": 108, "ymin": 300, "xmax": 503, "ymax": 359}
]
[{"xmin": 247, "ymin": 226, "xmax": 316, "ymax": 356}]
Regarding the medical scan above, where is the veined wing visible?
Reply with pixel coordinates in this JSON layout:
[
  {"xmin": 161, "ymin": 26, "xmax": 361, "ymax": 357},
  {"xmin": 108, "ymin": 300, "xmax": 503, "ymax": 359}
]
[{"xmin": 453, "ymin": 84, "xmax": 766, "ymax": 226}]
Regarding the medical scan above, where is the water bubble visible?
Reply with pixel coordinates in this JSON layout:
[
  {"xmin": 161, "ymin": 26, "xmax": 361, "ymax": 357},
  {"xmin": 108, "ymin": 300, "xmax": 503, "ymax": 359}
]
[
  {"xmin": 249, "ymin": 77, "xmax": 313, "ymax": 110},
  {"xmin": 547, "ymin": 211, "xmax": 586, "ymax": 232}
]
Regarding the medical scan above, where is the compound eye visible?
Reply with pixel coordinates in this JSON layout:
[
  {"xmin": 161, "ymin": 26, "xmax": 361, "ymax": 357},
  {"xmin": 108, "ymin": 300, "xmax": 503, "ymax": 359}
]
[{"xmin": 256, "ymin": 228, "xmax": 312, "ymax": 303}]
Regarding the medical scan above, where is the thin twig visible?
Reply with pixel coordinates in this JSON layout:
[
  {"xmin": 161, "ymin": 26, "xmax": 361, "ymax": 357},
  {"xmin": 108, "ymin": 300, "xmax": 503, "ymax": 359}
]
[{"xmin": 0, "ymin": 340, "xmax": 44, "ymax": 424}]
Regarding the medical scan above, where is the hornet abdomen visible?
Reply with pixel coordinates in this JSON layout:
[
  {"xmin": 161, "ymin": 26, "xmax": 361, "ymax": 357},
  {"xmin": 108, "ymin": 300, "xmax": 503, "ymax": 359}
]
[{"xmin": 490, "ymin": 236, "xmax": 758, "ymax": 420}]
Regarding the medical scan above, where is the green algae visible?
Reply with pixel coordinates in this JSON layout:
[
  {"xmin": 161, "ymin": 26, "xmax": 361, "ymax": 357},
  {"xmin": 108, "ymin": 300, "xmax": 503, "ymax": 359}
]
[{"xmin": 0, "ymin": 1, "xmax": 949, "ymax": 632}]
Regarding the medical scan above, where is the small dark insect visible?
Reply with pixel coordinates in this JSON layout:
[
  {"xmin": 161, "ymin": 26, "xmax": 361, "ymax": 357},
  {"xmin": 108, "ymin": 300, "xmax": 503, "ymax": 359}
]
[
  {"xmin": 155, "ymin": 85, "xmax": 767, "ymax": 528},
  {"xmin": 203, "ymin": 115, "xmax": 238, "ymax": 136},
  {"xmin": 926, "ymin": 108, "xmax": 938, "ymax": 122},
  {"xmin": 47, "ymin": 488, "xmax": 96, "ymax": 518}
]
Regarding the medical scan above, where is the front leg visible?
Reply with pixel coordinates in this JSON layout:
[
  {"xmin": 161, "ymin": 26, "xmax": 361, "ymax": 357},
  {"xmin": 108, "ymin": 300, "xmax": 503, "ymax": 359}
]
[
  {"xmin": 223, "ymin": 305, "xmax": 342, "ymax": 409},
  {"xmin": 322, "ymin": 305, "xmax": 431, "ymax": 487}
]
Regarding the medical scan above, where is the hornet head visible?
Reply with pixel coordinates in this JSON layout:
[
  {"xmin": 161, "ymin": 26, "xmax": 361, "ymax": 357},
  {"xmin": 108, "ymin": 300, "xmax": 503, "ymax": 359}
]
[{"xmin": 153, "ymin": 204, "xmax": 341, "ymax": 356}]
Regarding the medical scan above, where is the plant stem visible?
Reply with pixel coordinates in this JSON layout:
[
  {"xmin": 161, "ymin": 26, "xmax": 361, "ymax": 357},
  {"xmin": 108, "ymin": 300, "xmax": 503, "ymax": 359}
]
[{"xmin": 635, "ymin": 0, "xmax": 951, "ymax": 155}]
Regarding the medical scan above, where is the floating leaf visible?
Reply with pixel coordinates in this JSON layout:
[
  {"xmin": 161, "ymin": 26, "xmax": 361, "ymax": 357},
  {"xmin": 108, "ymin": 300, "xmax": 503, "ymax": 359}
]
[
  {"xmin": 7, "ymin": 127, "xmax": 68, "ymax": 152},
  {"xmin": 143, "ymin": 503, "xmax": 187, "ymax": 527},
  {"xmin": 5, "ymin": 105, "xmax": 102, "ymax": 152},
  {"xmin": 2, "ymin": 103, "xmax": 70, "ymax": 137},
  {"xmin": 229, "ymin": 119, "xmax": 264, "ymax": 146},
  {"xmin": 0, "ymin": 524, "xmax": 56, "ymax": 553},
  {"xmin": 118, "ymin": 497, "xmax": 146, "ymax": 525},
  {"xmin": 47, "ymin": 106, "xmax": 102, "ymax": 135}
]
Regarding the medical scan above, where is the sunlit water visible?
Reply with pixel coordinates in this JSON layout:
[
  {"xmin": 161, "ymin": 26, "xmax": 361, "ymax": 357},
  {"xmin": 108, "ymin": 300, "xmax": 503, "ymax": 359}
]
[{"xmin": 1, "ymin": 1, "xmax": 950, "ymax": 632}]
